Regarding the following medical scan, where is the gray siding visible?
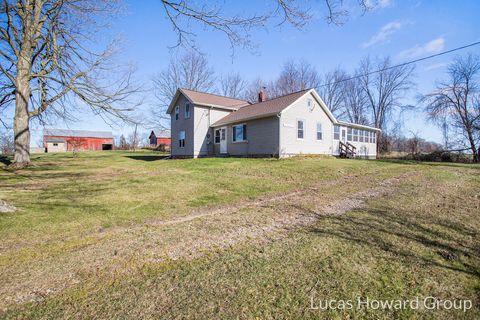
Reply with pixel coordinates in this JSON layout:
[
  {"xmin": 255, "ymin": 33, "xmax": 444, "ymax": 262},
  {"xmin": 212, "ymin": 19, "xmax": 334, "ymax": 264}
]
[
  {"xmin": 213, "ymin": 116, "xmax": 280, "ymax": 156},
  {"xmin": 170, "ymin": 94, "xmax": 194, "ymax": 156}
]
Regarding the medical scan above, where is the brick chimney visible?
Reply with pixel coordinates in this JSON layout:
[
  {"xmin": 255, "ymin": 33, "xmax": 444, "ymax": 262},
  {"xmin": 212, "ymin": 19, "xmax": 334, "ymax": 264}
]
[{"xmin": 258, "ymin": 87, "xmax": 267, "ymax": 103}]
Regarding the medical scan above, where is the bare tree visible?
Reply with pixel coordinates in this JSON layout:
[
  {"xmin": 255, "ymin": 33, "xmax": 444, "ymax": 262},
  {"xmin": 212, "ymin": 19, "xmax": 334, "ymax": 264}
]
[
  {"xmin": 243, "ymin": 78, "xmax": 271, "ymax": 104},
  {"xmin": 274, "ymin": 60, "xmax": 320, "ymax": 96},
  {"xmin": 358, "ymin": 56, "xmax": 415, "ymax": 152},
  {"xmin": 151, "ymin": 51, "xmax": 216, "ymax": 130},
  {"xmin": 342, "ymin": 76, "xmax": 369, "ymax": 124},
  {"xmin": 421, "ymin": 54, "xmax": 480, "ymax": 162},
  {"xmin": 0, "ymin": 0, "xmax": 138, "ymax": 167},
  {"xmin": 159, "ymin": 1, "xmax": 374, "ymax": 51},
  {"xmin": 318, "ymin": 67, "xmax": 349, "ymax": 118},
  {"xmin": 219, "ymin": 73, "xmax": 247, "ymax": 99},
  {"xmin": 0, "ymin": 129, "xmax": 14, "ymax": 154}
]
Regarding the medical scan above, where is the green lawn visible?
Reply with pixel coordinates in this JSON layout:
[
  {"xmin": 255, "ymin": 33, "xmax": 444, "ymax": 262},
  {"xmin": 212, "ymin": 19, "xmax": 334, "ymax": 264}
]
[{"xmin": 0, "ymin": 151, "xmax": 479, "ymax": 319}]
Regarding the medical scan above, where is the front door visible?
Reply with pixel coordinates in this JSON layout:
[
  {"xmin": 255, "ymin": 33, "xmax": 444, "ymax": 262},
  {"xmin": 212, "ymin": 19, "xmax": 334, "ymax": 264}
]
[
  {"xmin": 341, "ymin": 129, "xmax": 347, "ymax": 143},
  {"xmin": 220, "ymin": 127, "xmax": 227, "ymax": 154}
]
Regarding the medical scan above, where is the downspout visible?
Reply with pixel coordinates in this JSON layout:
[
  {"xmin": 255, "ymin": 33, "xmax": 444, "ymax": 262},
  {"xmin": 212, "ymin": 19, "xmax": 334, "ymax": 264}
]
[{"xmin": 277, "ymin": 112, "xmax": 282, "ymax": 158}]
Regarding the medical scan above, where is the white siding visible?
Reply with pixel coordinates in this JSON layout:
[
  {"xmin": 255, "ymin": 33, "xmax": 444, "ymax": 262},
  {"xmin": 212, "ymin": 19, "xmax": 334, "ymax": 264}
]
[
  {"xmin": 193, "ymin": 106, "xmax": 231, "ymax": 157},
  {"xmin": 279, "ymin": 92, "xmax": 334, "ymax": 156},
  {"xmin": 46, "ymin": 142, "xmax": 66, "ymax": 152}
]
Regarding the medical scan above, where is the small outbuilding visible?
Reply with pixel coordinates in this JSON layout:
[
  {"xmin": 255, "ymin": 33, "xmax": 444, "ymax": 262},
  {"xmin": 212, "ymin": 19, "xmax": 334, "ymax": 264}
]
[
  {"xmin": 43, "ymin": 129, "xmax": 114, "ymax": 153},
  {"xmin": 149, "ymin": 130, "xmax": 171, "ymax": 148}
]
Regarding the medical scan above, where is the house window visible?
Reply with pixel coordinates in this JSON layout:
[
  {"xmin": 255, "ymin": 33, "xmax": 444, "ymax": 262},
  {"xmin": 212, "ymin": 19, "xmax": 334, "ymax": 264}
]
[
  {"xmin": 185, "ymin": 103, "xmax": 191, "ymax": 119},
  {"xmin": 359, "ymin": 130, "xmax": 364, "ymax": 142},
  {"xmin": 307, "ymin": 99, "xmax": 313, "ymax": 110},
  {"xmin": 373, "ymin": 132, "xmax": 376, "ymax": 143},
  {"xmin": 175, "ymin": 106, "xmax": 179, "ymax": 120},
  {"xmin": 316, "ymin": 122, "xmax": 322, "ymax": 140},
  {"xmin": 347, "ymin": 128, "xmax": 352, "ymax": 141},
  {"xmin": 333, "ymin": 125, "xmax": 340, "ymax": 140},
  {"xmin": 178, "ymin": 130, "xmax": 185, "ymax": 148},
  {"xmin": 232, "ymin": 124, "xmax": 246, "ymax": 142},
  {"xmin": 353, "ymin": 129, "xmax": 358, "ymax": 142},
  {"xmin": 297, "ymin": 120, "xmax": 305, "ymax": 139},
  {"xmin": 214, "ymin": 129, "xmax": 221, "ymax": 144},
  {"xmin": 364, "ymin": 130, "xmax": 368, "ymax": 142},
  {"xmin": 369, "ymin": 131, "xmax": 372, "ymax": 143}
]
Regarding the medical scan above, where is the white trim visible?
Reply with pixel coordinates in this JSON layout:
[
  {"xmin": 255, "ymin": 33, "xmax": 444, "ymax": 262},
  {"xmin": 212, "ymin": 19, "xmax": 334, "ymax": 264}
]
[
  {"xmin": 296, "ymin": 118, "xmax": 305, "ymax": 140},
  {"xmin": 167, "ymin": 88, "xmax": 249, "ymax": 114},
  {"xmin": 337, "ymin": 120, "xmax": 381, "ymax": 132},
  {"xmin": 232, "ymin": 123, "xmax": 247, "ymax": 143},
  {"xmin": 316, "ymin": 122, "xmax": 323, "ymax": 141}
]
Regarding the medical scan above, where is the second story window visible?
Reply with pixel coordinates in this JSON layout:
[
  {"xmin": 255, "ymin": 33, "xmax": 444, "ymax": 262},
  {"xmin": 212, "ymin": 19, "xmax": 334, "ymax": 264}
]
[
  {"xmin": 175, "ymin": 106, "xmax": 179, "ymax": 120},
  {"xmin": 333, "ymin": 125, "xmax": 340, "ymax": 140},
  {"xmin": 185, "ymin": 103, "xmax": 191, "ymax": 119}
]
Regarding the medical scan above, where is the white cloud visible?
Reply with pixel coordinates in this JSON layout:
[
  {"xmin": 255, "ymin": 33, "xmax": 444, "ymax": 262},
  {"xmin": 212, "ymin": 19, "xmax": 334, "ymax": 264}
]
[
  {"xmin": 364, "ymin": 0, "xmax": 394, "ymax": 9},
  {"xmin": 362, "ymin": 21, "xmax": 404, "ymax": 48},
  {"xmin": 378, "ymin": 0, "xmax": 393, "ymax": 8},
  {"xmin": 397, "ymin": 37, "xmax": 445, "ymax": 60}
]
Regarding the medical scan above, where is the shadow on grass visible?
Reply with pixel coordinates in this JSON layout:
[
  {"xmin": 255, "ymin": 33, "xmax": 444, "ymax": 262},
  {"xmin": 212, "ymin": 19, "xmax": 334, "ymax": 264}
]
[
  {"xmin": 0, "ymin": 155, "xmax": 12, "ymax": 166},
  {"xmin": 125, "ymin": 155, "xmax": 170, "ymax": 161},
  {"xmin": 376, "ymin": 158, "xmax": 480, "ymax": 169},
  {"xmin": 309, "ymin": 207, "xmax": 480, "ymax": 277}
]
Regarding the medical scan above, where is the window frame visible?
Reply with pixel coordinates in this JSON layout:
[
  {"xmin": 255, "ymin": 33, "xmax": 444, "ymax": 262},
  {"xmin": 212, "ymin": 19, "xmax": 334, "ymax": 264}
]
[
  {"xmin": 297, "ymin": 119, "xmax": 305, "ymax": 140},
  {"xmin": 175, "ymin": 106, "xmax": 179, "ymax": 120},
  {"xmin": 353, "ymin": 129, "xmax": 358, "ymax": 142},
  {"xmin": 333, "ymin": 125, "xmax": 340, "ymax": 140},
  {"xmin": 347, "ymin": 127, "xmax": 352, "ymax": 141},
  {"xmin": 232, "ymin": 124, "xmax": 247, "ymax": 143},
  {"xmin": 178, "ymin": 130, "xmax": 185, "ymax": 148},
  {"xmin": 214, "ymin": 129, "xmax": 221, "ymax": 144},
  {"xmin": 316, "ymin": 122, "xmax": 322, "ymax": 141},
  {"xmin": 359, "ymin": 129, "xmax": 364, "ymax": 142},
  {"xmin": 184, "ymin": 103, "xmax": 191, "ymax": 119}
]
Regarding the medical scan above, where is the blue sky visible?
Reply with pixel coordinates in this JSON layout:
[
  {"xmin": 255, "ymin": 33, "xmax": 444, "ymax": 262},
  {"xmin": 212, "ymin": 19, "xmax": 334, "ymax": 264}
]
[{"xmin": 30, "ymin": 0, "xmax": 480, "ymax": 146}]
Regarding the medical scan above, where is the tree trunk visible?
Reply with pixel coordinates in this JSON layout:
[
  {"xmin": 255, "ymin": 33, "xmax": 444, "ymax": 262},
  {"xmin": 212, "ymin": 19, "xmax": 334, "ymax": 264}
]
[
  {"xmin": 466, "ymin": 129, "xmax": 478, "ymax": 163},
  {"xmin": 13, "ymin": 95, "xmax": 31, "ymax": 166},
  {"xmin": 13, "ymin": 63, "xmax": 32, "ymax": 166}
]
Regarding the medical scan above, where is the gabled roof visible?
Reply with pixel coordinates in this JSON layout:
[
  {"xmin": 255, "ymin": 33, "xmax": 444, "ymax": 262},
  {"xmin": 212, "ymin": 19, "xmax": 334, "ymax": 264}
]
[
  {"xmin": 150, "ymin": 130, "xmax": 171, "ymax": 138},
  {"xmin": 44, "ymin": 129, "xmax": 113, "ymax": 138},
  {"xmin": 212, "ymin": 89, "xmax": 310, "ymax": 127},
  {"xmin": 166, "ymin": 88, "xmax": 250, "ymax": 113}
]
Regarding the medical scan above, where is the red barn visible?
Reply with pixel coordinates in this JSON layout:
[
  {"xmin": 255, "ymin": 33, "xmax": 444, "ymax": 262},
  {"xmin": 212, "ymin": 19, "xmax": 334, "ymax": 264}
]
[
  {"xmin": 149, "ymin": 130, "xmax": 171, "ymax": 148},
  {"xmin": 44, "ymin": 129, "xmax": 114, "ymax": 153}
]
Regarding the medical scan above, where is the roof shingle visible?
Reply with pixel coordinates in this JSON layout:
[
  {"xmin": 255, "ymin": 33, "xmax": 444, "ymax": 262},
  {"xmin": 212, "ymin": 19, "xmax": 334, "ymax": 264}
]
[
  {"xmin": 180, "ymin": 88, "xmax": 250, "ymax": 110},
  {"xmin": 212, "ymin": 89, "xmax": 309, "ymax": 127}
]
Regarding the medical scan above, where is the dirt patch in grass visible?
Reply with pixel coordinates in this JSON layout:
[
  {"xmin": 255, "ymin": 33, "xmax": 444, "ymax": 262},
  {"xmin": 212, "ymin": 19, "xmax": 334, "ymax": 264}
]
[{"xmin": 0, "ymin": 172, "xmax": 413, "ymax": 310}]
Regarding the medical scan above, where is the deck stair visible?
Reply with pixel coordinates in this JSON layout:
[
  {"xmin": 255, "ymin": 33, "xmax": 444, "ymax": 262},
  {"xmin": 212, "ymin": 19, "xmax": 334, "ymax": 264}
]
[{"xmin": 339, "ymin": 141, "xmax": 356, "ymax": 158}]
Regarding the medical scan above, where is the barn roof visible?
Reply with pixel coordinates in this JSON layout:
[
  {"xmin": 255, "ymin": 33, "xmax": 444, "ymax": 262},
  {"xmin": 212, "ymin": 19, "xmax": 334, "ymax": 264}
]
[
  {"xmin": 44, "ymin": 129, "xmax": 114, "ymax": 138},
  {"xmin": 150, "ymin": 130, "xmax": 171, "ymax": 138}
]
